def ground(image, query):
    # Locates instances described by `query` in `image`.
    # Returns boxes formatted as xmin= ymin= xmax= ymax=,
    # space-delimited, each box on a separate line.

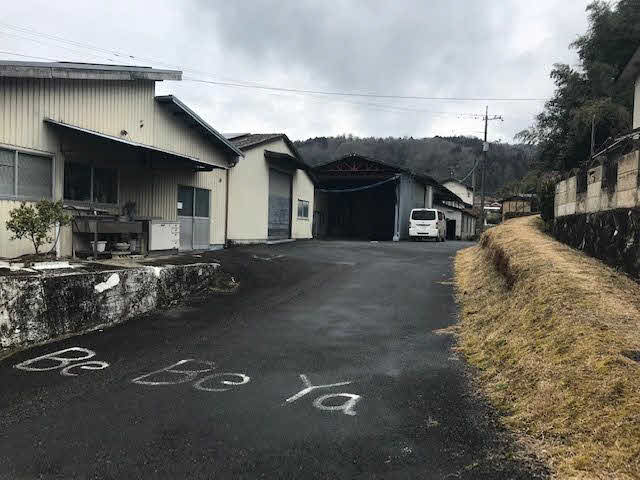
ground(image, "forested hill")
xmin=294 ymin=135 xmax=534 ymax=194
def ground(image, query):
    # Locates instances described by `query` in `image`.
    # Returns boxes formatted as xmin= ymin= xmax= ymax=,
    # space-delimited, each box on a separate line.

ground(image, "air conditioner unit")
xmin=149 ymin=220 xmax=180 ymax=251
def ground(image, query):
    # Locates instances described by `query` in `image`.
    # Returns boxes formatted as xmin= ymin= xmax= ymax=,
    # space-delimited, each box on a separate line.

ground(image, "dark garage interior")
xmin=321 ymin=179 xmax=397 ymax=240
xmin=311 ymin=154 xmax=404 ymax=241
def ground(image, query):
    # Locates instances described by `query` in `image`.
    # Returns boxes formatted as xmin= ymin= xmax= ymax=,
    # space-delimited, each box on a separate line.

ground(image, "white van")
xmin=409 ymin=208 xmax=447 ymax=241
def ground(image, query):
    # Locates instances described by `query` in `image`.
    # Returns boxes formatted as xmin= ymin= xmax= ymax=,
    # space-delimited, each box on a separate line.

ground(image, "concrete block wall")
xmin=554 ymin=150 xmax=640 ymax=218
xmin=617 ymin=150 xmax=640 ymax=208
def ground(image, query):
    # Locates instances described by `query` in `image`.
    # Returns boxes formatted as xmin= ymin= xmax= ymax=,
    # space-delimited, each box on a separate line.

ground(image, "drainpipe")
xmin=224 ymin=166 xmax=230 ymax=247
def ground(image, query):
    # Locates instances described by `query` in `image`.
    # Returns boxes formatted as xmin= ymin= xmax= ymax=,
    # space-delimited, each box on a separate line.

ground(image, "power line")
xmin=0 ymin=50 xmax=58 ymax=62
xmin=0 ymin=30 xmax=117 ymax=63
xmin=183 ymin=77 xmax=546 ymax=103
xmin=0 ymin=20 xmax=548 ymax=103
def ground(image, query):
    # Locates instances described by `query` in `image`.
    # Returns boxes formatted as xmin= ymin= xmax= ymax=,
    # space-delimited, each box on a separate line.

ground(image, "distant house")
xmin=225 ymin=133 xmax=314 ymax=243
xmin=0 ymin=61 xmax=243 ymax=258
xmin=502 ymin=194 xmax=538 ymax=221
xmin=442 ymin=178 xmax=474 ymax=207
xmin=437 ymin=181 xmax=476 ymax=240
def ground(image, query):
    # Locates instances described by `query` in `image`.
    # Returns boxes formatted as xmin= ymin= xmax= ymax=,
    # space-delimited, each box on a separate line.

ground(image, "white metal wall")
xmin=227 ymin=138 xmax=313 ymax=242
xmin=0 ymin=76 xmax=232 ymax=257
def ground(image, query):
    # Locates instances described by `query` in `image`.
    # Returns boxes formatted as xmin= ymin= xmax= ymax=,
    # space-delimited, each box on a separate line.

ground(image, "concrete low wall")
xmin=0 ymin=263 xmax=221 ymax=348
xmin=555 ymin=150 xmax=640 ymax=218
xmin=553 ymin=209 xmax=640 ymax=278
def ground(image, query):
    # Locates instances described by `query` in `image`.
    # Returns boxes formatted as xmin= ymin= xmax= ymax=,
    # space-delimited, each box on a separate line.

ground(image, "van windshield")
xmin=412 ymin=210 xmax=436 ymax=220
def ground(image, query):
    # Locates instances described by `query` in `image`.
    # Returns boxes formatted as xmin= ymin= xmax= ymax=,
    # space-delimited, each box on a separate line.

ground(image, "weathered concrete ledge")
xmin=553 ymin=208 xmax=640 ymax=278
xmin=0 ymin=263 xmax=222 ymax=349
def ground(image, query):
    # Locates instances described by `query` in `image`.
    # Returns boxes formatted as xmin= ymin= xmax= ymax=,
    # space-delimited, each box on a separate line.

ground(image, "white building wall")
xmin=227 ymin=138 xmax=314 ymax=242
xmin=292 ymin=169 xmax=314 ymax=239
xmin=440 ymin=206 xmax=462 ymax=238
xmin=443 ymin=180 xmax=473 ymax=206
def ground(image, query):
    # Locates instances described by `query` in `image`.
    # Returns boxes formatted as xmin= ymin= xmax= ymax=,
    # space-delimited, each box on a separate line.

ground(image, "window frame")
xmin=177 ymin=185 xmax=211 ymax=219
xmin=0 ymin=145 xmax=55 ymax=202
xmin=297 ymin=199 xmax=309 ymax=220
xmin=63 ymin=161 xmax=120 ymax=207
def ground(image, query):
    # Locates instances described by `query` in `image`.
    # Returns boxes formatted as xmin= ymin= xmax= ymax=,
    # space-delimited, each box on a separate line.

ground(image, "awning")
xmin=44 ymin=118 xmax=220 ymax=171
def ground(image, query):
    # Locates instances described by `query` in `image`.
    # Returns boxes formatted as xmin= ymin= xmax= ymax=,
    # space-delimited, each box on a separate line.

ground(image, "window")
xmin=195 ymin=188 xmax=210 ymax=218
xmin=93 ymin=167 xmax=118 ymax=204
xmin=438 ymin=211 xmax=444 ymax=220
xmin=0 ymin=147 xmax=52 ymax=200
xmin=411 ymin=210 xmax=435 ymax=220
xmin=64 ymin=162 xmax=117 ymax=204
xmin=297 ymin=199 xmax=309 ymax=219
xmin=177 ymin=185 xmax=210 ymax=218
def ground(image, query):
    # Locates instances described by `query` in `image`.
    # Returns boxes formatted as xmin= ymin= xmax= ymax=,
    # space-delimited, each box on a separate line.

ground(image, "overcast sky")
xmin=1 ymin=0 xmax=590 ymax=142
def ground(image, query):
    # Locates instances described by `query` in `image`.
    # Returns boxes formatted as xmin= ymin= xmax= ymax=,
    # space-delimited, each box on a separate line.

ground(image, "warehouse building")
xmin=0 ymin=61 xmax=243 ymax=258
xmin=225 ymin=133 xmax=314 ymax=243
xmin=311 ymin=153 xmax=445 ymax=241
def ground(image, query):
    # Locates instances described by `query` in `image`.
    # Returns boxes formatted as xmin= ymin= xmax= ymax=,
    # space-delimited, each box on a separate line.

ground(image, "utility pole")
xmin=590 ymin=113 xmax=596 ymax=158
xmin=479 ymin=106 xmax=503 ymax=234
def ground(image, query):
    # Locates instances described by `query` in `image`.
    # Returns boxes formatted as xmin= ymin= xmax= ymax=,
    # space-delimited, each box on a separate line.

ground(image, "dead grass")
xmin=454 ymin=215 xmax=640 ymax=480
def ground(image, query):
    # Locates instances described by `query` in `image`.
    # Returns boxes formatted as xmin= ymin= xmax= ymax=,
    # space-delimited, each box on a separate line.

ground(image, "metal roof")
xmin=0 ymin=61 xmax=181 ymax=81
xmin=313 ymin=153 xmax=441 ymax=187
xmin=155 ymin=95 xmax=244 ymax=159
xmin=44 ymin=118 xmax=219 ymax=171
xmin=229 ymin=133 xmax=305 ymax=164
xmin=223 ymin=133 xmax=250 ymax=140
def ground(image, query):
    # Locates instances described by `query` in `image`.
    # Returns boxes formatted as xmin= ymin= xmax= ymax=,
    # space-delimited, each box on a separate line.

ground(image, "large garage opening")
xmin=312 ymin=154 xmax=402 ymax=241
xmin=321 ymin=178 xmax=397 ymax=240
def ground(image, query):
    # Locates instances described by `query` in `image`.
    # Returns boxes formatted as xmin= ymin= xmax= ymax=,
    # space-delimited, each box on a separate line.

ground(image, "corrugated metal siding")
xmin=0 ymin=77 xmax=230 ymax=168
xmin=120 ymin=165 xmax=227 ymax=245
xmin=413 ymin=182 xmax=426 ymax=208
xmin=0 ymin=78 xmax=156 ymax=150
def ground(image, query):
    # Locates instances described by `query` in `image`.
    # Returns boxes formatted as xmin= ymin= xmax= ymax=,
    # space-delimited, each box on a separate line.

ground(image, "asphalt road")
xmin=0 ymin=240 xmax=546 ymax=479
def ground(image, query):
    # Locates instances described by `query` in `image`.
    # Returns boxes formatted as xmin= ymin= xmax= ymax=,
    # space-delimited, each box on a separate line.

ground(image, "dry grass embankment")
xmin=454 ymin=215 xmax=640 ymax=479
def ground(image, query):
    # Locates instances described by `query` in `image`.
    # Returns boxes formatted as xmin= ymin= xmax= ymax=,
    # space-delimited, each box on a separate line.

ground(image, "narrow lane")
xmin=0 ymin=241 xmax=545 ymax=479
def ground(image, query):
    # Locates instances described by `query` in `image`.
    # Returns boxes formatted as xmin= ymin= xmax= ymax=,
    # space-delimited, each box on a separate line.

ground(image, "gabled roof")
xmin=313 ymin=153 xmax=440 ymax=187
xmin=228 ymin=133 xmax=305 ymax=164
xmin=0 ymin=61 xmax=181 ymax=81
xmin=155 ymin=95 xmax=243 ymax=160
xmin=442 ymin=177 xmax=472 ymax=189
xmin=618 ymin=45 xmax=640 ymax=84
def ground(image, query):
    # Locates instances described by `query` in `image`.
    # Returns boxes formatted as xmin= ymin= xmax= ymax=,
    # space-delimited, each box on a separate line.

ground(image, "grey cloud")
xmin=2 ymin=0 xmax=590 ymax=140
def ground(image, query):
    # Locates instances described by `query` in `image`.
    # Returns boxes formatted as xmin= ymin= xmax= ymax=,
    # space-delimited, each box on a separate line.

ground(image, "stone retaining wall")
xmin=0 ymin=263 xmax=221 ymax=348
xmin=553 ymin=209 xmax=640 ymax=278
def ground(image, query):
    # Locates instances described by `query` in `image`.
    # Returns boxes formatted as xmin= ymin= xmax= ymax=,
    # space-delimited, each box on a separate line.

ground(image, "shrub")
xmin=6 ymin=200 xmax=72 ymax=255
xmin=537 ymin=174 xmax=560 ymax=228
